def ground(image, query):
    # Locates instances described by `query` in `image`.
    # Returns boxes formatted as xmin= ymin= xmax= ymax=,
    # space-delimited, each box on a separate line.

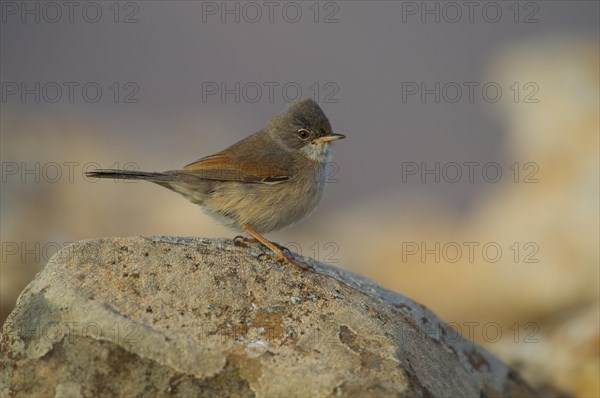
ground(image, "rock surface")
xmin=0 ymin=237 xmax=536 ymax=397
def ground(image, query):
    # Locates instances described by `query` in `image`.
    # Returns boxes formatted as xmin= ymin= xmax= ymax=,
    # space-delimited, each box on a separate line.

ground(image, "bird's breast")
xmin=204 ymin=160 xmax=328 ymax=233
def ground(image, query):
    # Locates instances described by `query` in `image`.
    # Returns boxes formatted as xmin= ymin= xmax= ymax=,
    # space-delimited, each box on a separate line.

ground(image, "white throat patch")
xmin=300 ymin=143 xmax=331 ymax=163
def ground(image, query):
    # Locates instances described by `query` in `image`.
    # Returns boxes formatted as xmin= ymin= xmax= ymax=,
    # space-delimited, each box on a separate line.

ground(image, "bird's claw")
xmin=234 ymin=235 xmax=250 ymax=248
xmin=257 ymin=251 xmax=310 ymax=271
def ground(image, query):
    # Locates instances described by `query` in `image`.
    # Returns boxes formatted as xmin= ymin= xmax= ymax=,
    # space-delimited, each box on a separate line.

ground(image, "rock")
xmin=0 ymin=237 xmax=536 ymax=397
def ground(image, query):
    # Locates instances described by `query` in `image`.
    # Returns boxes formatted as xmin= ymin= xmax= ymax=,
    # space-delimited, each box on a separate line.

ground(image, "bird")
xmin=86 ymin=99 xmax=345 ymax=270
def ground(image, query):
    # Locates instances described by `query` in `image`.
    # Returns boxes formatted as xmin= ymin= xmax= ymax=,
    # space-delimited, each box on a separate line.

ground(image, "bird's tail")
xmin=85 ymin=169 xmax=177 ymax=182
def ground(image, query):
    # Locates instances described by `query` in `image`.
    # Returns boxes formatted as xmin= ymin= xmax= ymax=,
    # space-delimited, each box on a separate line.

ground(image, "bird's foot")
xmin=234 ymin=235 xmax=256 ymax=248
xmin=234 ymin=236 xmax=292 ymax=256
xmin=258 ymin=251 xmax=311 ymax=271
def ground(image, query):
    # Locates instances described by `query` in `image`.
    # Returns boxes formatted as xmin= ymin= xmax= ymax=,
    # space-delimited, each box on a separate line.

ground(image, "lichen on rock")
xmin=0 ymin=236 xmax=536 ymax=397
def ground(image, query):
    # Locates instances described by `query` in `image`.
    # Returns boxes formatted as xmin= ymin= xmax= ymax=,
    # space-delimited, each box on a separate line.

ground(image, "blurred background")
xmin=1 ymin=1 xmax=598 ymax=395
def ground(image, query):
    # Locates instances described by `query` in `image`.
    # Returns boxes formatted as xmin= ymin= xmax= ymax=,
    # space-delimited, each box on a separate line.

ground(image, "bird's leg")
xmin=241 ymin=224 xmax=309 ymax=271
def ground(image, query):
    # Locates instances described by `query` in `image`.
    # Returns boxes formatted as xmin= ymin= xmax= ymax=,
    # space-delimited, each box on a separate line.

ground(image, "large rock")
xmin=0 ymin=237 xmax=535 ymax=397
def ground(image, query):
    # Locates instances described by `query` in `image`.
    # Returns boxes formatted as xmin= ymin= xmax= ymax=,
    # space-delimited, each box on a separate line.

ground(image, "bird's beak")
xmin=313 ymin=133 xmax=346 ymax=144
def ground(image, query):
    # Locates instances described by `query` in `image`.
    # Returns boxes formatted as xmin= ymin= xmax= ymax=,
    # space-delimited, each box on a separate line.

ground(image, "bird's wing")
xmin=182 ymin=153 xmax=290 ymax=184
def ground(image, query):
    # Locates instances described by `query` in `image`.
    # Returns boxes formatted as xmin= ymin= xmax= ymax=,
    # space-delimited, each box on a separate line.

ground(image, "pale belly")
xmin=204 ymin=172 xmax=326 ymax=233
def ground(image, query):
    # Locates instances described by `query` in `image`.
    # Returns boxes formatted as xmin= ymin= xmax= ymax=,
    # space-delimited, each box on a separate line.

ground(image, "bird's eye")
xmin=297 ymin=129 xmax=310 ymax=140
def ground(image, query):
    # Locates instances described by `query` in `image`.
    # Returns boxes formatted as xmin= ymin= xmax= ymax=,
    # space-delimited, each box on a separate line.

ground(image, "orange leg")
xmin=241 ymin=224 xmax=309 ymax=271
